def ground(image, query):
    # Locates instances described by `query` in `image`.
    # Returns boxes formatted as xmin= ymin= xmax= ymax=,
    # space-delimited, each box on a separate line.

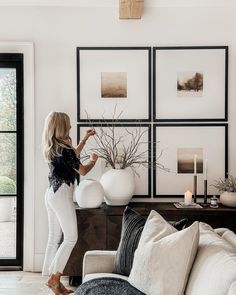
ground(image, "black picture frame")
xmin=77 ymin=123 xmax=152 ymax=198
xmin=153 ymin=123 xmax=228 ymax=198
xmin=153 ymin=46 xmax=228 ymax=122
xmin=77 ymin=47 xmax=151 ymax=122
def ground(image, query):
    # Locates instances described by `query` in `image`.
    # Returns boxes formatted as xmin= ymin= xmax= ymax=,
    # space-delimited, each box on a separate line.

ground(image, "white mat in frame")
xmin=153 ymin=124 xmax=228 ymax=198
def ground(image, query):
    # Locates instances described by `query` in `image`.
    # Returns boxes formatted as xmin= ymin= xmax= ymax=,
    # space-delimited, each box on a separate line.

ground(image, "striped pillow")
xmin=113 ymin=207 xmax=188 ymax=276
xmin=113 ymin=207 xmax=146 ymax=276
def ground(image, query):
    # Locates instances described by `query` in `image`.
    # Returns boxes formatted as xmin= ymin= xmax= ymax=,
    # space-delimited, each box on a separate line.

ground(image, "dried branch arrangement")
xmin=80 ymin=108 xmax=169 ymax=174
xmin=212 ymin=175 xmax=236 ymax=192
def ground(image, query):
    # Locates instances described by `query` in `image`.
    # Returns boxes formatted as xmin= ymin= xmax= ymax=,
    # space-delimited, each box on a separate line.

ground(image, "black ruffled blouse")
xmin=48 ymin=147 xmax=81 ymax=193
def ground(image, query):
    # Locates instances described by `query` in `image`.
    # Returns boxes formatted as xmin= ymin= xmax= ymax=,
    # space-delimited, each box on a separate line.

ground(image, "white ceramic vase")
xmin=75 ymin=179 xmax=104 ymax=208
xmin=220 ymin=191 xmax=236 ymax=207
xmin=100 ymin=169 xmax=135 ymax=206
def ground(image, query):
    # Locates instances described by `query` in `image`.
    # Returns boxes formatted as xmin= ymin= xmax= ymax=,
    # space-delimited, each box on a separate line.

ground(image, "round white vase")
xmin=100 ymin=169 xmax=135 ymax=206
xmin=75 ymin=179 xmax=104 ymax=208
xmin=220 ymin=191 xmax=236 ymax=207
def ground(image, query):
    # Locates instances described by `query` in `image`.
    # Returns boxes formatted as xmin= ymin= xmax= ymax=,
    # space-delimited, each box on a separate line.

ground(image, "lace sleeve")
xmin=63 ymin=147 xmax=81 ymax=170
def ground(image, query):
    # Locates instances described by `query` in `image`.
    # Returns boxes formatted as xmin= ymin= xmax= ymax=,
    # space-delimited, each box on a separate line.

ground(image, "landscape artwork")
xmin=101 ymin=72 xmax=127 ymax=98
xmin=177 ymin=148 xmax=203 ymax=174
xmin=177 ymin=72 xmax=203 ymax=97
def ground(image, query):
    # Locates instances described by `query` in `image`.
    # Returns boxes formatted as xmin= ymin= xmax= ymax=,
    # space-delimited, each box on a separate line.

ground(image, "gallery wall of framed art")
xmin=77 ymin=46 xmax=229 ymax=199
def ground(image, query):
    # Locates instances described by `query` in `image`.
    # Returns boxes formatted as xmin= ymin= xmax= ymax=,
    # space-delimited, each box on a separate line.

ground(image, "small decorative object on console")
xmin=193 ymin=154 xmax=198 ymax=203
xmin=210 ymin=195 xmax=219 ymax=208
xmin=203 ymin=158 xmax=208 ymax=206
xmin=184 ymin=190 xmax=192 ymax=205
xmin=174 ymin=202 xmax=203 ymax=209
xmin=212 ymin=175 xmax=236 ymax=207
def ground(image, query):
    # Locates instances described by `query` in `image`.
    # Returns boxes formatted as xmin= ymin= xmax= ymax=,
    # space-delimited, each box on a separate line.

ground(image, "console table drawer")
xmin=64 ymin=213 xmax=106 ymax=275
xmin=107 ymin=216 xmax=123 ymax=250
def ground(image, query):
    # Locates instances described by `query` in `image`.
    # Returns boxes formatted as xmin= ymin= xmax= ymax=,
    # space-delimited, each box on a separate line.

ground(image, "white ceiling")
xmin=0 ymin=0 xmax=235 ymax=7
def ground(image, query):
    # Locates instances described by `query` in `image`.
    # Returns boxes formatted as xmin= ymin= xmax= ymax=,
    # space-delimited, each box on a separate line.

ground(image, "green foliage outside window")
xmin=0 ymin=70 xmax=17 ymax=187
xmin=0 ymin=176 xmax=16 ymax=195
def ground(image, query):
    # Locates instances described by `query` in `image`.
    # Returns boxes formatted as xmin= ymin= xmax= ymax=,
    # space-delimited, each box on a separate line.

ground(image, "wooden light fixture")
xmin=119 ymin=0 xmax=144 ymax=19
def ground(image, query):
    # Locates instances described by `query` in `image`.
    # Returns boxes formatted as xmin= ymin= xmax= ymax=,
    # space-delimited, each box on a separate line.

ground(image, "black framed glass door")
xmin=0 ymin=53 xmax=24 ymax=268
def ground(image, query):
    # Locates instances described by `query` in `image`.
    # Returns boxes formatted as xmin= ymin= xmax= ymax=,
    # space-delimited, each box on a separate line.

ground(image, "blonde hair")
xmin=42 ymin=111 xmax=72 ymax=161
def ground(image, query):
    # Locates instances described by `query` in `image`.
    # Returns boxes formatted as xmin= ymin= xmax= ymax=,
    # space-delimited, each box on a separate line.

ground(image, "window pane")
xmin=0 ymin=55 xmax=23 ymax=266
xmin=0 ymin=196 xmax=16 ymax=258
xmin=0 ymin=69 xmax=16 ymax=131
xmin=0 ymin=133 xmax=16 ymax=195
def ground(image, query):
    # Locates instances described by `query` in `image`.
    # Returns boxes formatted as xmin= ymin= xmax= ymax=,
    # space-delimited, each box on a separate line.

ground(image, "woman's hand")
xmin=76 ymin=129 xmax=96 ymax=156
xmin=83 ymin=129 xmax=95 ymax=142
xmin=78 ymin=153 xmax=98 ymax=176
xmin=90 ymin=153 xmax=98 ymax=164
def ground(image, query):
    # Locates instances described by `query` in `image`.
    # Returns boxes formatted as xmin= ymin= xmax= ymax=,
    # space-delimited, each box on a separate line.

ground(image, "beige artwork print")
xmin=101 ymin=72 xmax=127 ymax=98
xmin=177 ymin=148 xmax=203 ymax=174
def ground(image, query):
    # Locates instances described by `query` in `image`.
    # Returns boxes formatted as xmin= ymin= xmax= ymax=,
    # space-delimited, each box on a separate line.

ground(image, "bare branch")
xmin=81 ymin=109 xmax=169 ymax=174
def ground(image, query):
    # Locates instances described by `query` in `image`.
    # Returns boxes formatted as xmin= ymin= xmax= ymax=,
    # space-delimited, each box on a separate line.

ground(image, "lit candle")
xmin=204 ymin=159 xmax=208 ymax=180
xmin=194 ymin=154 xmax=197 ymax=175
xmin=184 ymin=190 xmax=192 ymax=205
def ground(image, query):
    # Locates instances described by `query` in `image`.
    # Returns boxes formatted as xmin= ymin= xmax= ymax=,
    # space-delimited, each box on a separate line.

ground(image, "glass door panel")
xmin=0 ymin=54 xmax=23 ymax=268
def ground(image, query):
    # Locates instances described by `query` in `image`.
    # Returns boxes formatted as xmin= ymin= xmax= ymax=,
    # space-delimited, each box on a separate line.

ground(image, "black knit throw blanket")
xmin=75 ymin=277 xmax=145 ymax=295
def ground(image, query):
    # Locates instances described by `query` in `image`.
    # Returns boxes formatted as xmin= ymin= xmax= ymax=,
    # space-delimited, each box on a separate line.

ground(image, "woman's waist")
xmin=48 ymin=173 xmax=76 ymax=183
xmin=48 ymin=178 xmax=75 ymax=192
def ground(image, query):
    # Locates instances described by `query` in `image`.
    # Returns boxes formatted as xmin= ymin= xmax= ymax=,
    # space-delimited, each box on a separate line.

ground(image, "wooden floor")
xmin=0 ymin=271 xmax=77 ymax=294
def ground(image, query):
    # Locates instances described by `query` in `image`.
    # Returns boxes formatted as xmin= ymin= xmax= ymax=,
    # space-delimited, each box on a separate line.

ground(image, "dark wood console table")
xmin=64 ymin=202 xmax=236 ymax=283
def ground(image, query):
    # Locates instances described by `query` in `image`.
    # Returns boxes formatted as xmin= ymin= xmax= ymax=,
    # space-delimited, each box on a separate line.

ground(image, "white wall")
xmin=0 ymin=4 xmax=236 ymax=271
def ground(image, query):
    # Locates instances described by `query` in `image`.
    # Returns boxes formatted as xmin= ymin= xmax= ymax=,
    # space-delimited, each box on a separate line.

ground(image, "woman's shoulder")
xmin=50 ymin=145 xmax=74 ymax=160
xmin=62 ymin=145 xmax=77 ymax=158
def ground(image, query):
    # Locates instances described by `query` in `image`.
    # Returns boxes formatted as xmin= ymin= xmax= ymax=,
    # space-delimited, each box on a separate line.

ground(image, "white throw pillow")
xmin=228 ymin=281 xmax=236 ymax=295
xmin=128 ymin=211 xmax=199 ymax=295
xmin=138 ymin=210 xmax=178 ymax=248
xmin=185 ymin=222 xmax=236 ymax=295
xmin=222 ymin=230 xmax=236 ymax=249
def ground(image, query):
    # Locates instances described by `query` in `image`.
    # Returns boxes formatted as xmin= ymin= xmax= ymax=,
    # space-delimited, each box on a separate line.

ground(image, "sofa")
xmin=75 ymin=208 xmax=236 ymax=295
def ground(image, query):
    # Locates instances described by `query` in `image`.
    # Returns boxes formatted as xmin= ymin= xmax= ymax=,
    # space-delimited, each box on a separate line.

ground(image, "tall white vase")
xmin=75 ymin=179 xmax=104 ymax=208
xmin=100 ymin=169 xmax=135 ymax=206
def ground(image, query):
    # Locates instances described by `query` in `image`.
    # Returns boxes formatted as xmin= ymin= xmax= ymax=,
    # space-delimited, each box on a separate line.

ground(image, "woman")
xmin=42 ymin=111 xmax=98 ymax=294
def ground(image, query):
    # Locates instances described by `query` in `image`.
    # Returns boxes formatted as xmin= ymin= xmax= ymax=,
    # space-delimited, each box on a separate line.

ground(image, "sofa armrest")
xmin=83 ymin=250 xmax=117 ymax=279
xmin=228 ymin=281 xmax=236 ymax=295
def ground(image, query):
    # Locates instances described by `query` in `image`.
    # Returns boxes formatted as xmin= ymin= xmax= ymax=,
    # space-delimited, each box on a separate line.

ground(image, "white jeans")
xmin=42 ymin=183 xmax=78 ymax=276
